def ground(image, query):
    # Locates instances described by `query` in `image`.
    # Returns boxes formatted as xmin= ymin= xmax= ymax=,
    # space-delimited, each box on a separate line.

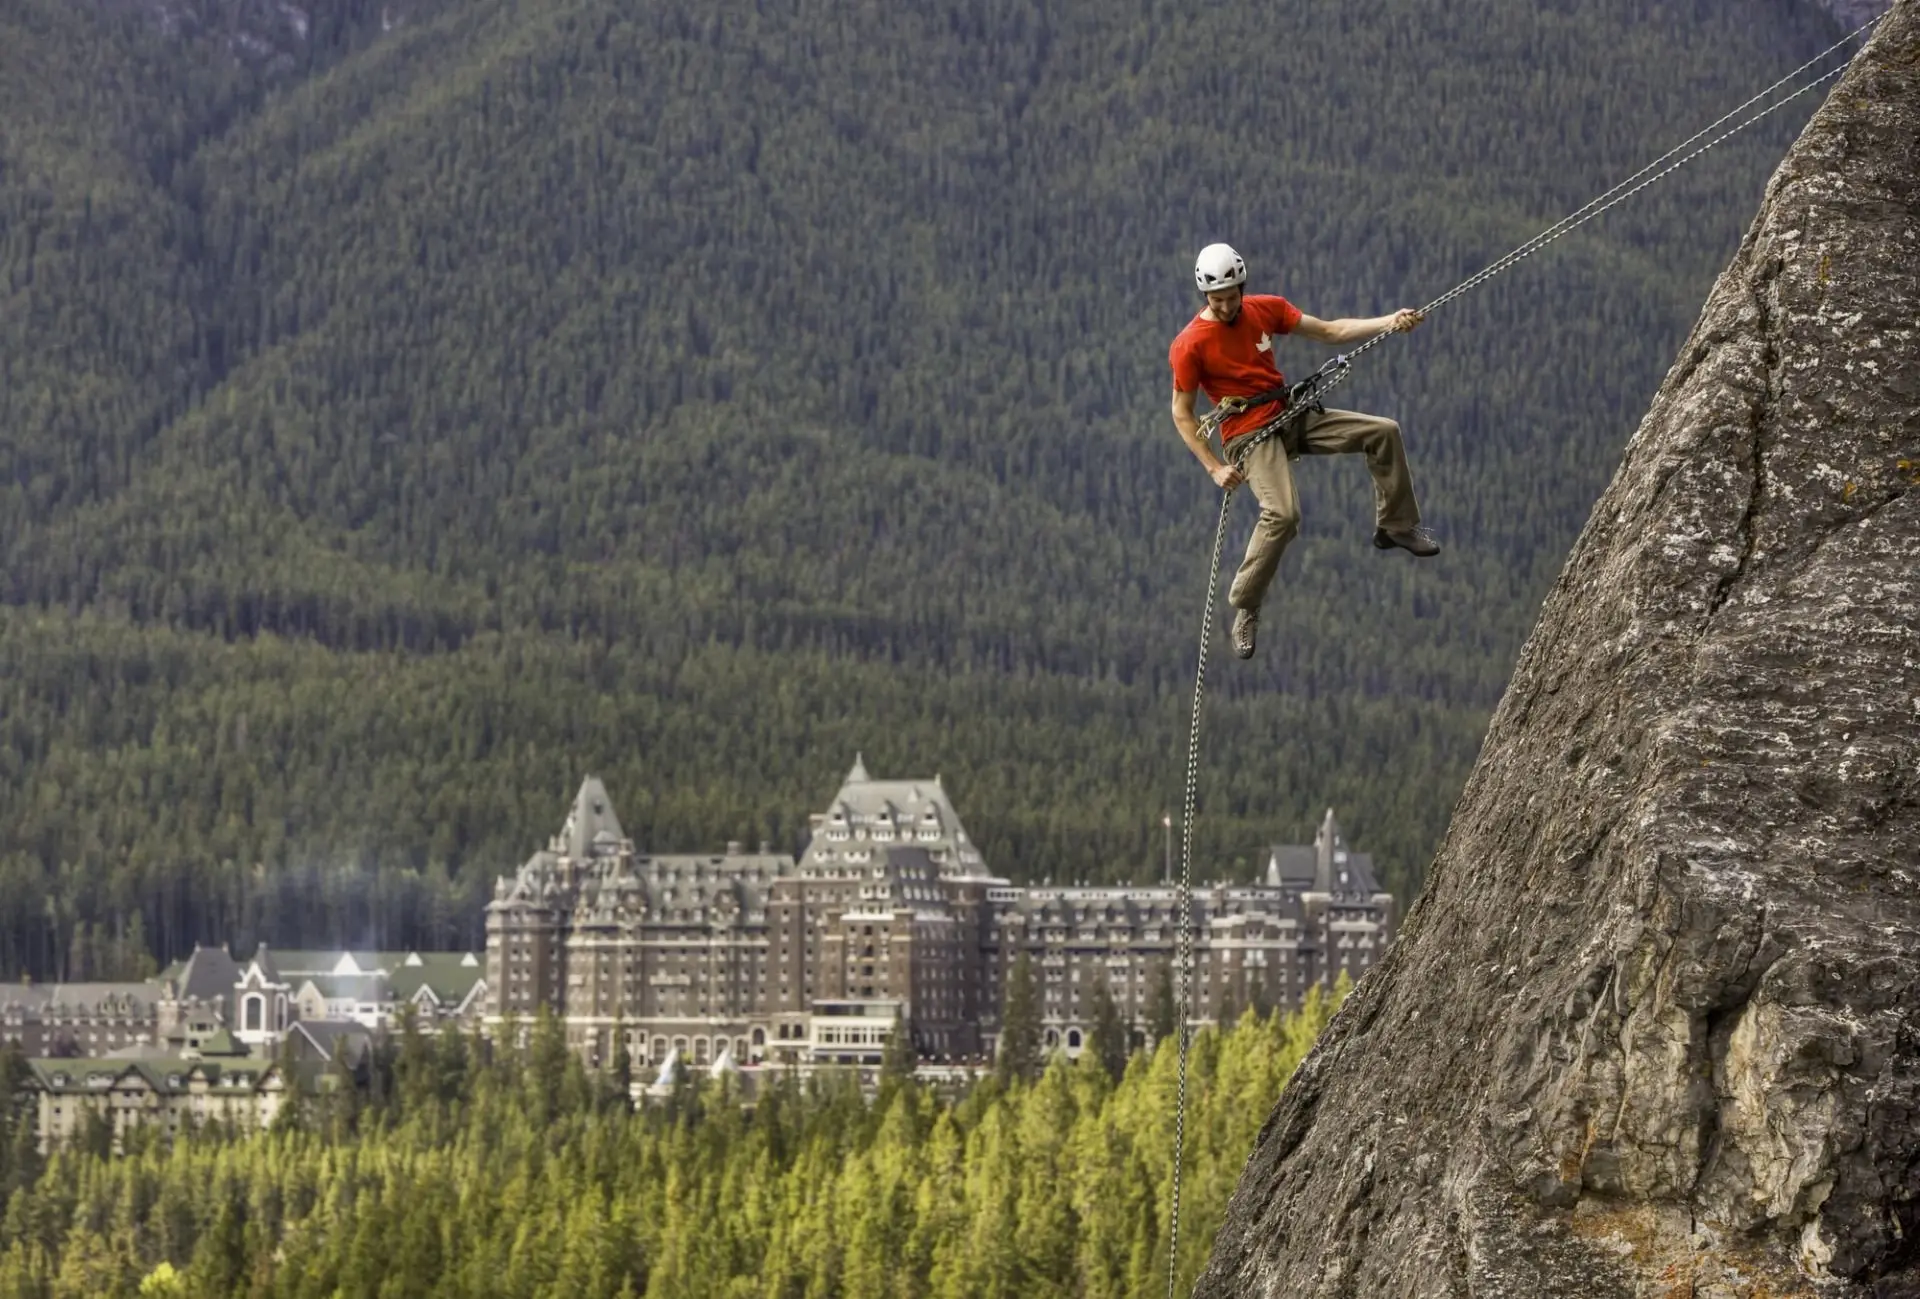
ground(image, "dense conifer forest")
xmin=0 ymin=1001 xmax=1336 ymax=1297
xmin=0 ymin=0 xmax=1847 ymax=974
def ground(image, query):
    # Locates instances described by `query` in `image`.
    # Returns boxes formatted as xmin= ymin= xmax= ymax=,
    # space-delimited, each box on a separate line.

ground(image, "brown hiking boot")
xmin=1372 ymin=525 xmax=1441 ymax=557
xmin=1230 ymin=606 xmax=1259 ymax=659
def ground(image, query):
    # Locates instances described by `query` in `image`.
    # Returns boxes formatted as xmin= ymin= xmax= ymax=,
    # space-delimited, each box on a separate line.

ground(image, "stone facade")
xmin=0 ymin=983 xmax=161 ymax=1057
xmin=24 ymin=1047 xmax=286 ymax=1153
xmin=986 ymin=812 xmax=1396 ymax=1057
xmin=486 ymin=761 xmax=1397 ymax=1068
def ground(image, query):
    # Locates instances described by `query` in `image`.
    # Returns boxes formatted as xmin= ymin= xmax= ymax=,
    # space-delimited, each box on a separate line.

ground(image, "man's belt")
xmin=1213 ymin=386 xmax=1291 ymax=422
xmin=1221 ymin=355 xmax=1353 ymax=464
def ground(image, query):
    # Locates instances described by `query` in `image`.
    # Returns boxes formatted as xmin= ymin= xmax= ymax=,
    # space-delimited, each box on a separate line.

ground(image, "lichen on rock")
xmin=1193 ymin=4 xmax=1920 ymax=1296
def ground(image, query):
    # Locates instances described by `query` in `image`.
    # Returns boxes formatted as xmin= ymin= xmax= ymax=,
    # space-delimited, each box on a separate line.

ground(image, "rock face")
xmin=1193 ymin=6 xmax=1920 ymax=1297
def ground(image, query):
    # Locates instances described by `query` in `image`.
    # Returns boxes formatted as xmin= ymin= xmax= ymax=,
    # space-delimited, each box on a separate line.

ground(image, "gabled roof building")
xmin=23 ymin=1042 xmax=285 ymax=1153
xmin=487 ymin=762 xmax=1397 ymax=1071
xmin=0 ymin=945 xmax=491 ymax=1066
xmin=0 ymin=983 xmax=161 ymax=1058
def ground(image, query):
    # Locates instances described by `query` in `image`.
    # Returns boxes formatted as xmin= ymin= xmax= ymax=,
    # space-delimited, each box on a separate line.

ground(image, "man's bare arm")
xmin=1293 ymin=308 xmax=1424 ymax=346
xmin=1172 ymin=387 xmax=1243 ymax=489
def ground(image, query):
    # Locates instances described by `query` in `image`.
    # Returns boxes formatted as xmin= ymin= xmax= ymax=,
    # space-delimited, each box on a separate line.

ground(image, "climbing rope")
xmin=1162 ymin=437 xmax=1238 ymax=1299
xmin=1160 ymin=16 xmax=1882 ymax=1297
xmin=1161 ymin=398 xmax=1313 ymax=1299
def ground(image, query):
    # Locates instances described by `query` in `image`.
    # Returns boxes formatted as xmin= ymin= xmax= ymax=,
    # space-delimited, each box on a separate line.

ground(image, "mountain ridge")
xmin=0 ymin=0 xmax=1851 ymax=972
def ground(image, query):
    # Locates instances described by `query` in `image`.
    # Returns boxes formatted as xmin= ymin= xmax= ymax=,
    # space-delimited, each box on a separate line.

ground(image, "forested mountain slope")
xmin=0 ymin=0 xmax=1845 ymax=974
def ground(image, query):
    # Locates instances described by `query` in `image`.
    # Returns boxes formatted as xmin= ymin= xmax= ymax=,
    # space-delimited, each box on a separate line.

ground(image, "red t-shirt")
xmin=1169 ymin=294 xmax=1304 ymax=442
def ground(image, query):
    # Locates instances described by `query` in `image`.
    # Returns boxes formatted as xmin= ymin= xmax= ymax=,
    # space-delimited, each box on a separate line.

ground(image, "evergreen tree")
xmin=997 ymin=953 xmax=1043 ymax=1086
xmin=109 ymin=912 xmax=158 ymax=980
xmin=364 ymin=1029 xmax=396 ymax=1115
xmin=138 ymin=1262 xmax=188 ymax=1298
xmin=559 ymin=1044 xmax=595 ymax=1117
xmin=0 ymin=1041 xmax=29 ymax=1111
xmin=880 ymin=1009 xmax=916 ymax=1089
xmin=270 ymin=1031 xmax=305 ymax=1135
xmin=393 ymin=1004 xmax=434 ymax=1116
xmin=1147 ymin=960 xmax=1178 ymax=1048
xmin=0 ymin=1043 xmax=41 ymax=1212
xmin=1083 ymin=979 xmax=1129 ymax=1083
xmin=609 ymin=1012 xmax=634 ymax=1111
xmin=1247 ymin=967 xmax=1271 ymax=1018
xmin=187 ymin=1191 xmax=247 ymax=1298
xmin=434 ymin=1024 xmax=474 ymax=1106
xmin=66 ymin=921 xmax=90 ymax=983
xmin=50 ymin=1227 xmax=128 ymax=1298
xmin=75 ymin=1107 xmax=114 ymax=1160
xmin=527 ymin=1005 xmax=571 ymax=1127
xmin=320 ymin=1044 xmax=360 ymax=1140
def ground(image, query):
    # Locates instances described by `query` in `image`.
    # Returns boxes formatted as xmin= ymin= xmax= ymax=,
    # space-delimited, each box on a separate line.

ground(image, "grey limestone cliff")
xmin=1193 ymin=4 xmax=1920 ymax=1296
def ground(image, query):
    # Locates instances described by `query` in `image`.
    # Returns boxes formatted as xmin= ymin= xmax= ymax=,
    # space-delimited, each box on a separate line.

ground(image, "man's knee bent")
xmin=1257 ymin=507 xmax=1301 ymax=541
xmin=1358 ymin=417 xmax=1404 ymax=460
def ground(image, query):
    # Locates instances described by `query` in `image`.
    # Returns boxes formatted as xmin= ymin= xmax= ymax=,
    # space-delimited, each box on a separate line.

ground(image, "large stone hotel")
xmin=486 ymin=759 xmax=1397 ymax=1071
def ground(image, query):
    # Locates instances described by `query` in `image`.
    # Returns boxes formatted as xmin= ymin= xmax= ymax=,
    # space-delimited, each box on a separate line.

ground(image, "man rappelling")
xmin=1169 ymin=242 xmax=1439 ymax=659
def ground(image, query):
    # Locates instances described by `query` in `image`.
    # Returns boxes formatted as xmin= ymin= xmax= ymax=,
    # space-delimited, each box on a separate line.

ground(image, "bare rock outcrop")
xmin=1193 ymin=5 xmax=1920 ymax=1296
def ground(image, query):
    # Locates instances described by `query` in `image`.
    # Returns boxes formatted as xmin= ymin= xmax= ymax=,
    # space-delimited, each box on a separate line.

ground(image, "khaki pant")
xmin=1225 ymin=407 xmax=1421 ymax=611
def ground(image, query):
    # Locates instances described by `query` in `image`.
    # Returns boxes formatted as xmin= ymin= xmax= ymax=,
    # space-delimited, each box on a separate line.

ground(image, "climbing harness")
xmin=1161 ymin=15 xmax=1884 ymax=1297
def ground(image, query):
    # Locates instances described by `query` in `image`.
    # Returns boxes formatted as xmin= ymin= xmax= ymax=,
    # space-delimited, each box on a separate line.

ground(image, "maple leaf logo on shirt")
xmin=1256 ymin=333 xmax=1273 ymax=354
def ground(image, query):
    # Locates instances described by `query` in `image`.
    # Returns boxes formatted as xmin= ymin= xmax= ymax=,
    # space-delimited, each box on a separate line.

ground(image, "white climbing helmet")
xmin=1193 ymin=242 xmax=1247 ymax=294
